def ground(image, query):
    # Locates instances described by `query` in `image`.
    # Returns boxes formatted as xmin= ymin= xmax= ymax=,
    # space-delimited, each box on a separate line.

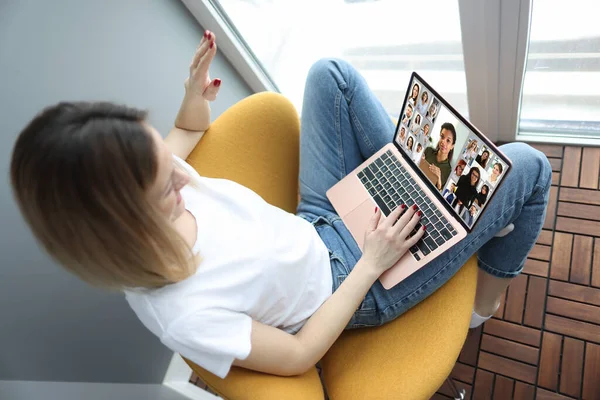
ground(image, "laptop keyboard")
xmin=357 ymin=150 xmax=457 ymax=260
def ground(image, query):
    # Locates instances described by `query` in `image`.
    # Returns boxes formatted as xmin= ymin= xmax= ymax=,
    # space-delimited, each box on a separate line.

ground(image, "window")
xmin=519 ymin=0 xmax=600 ymax=139
xmin=214 ymin=0 xmax=467 ymax=119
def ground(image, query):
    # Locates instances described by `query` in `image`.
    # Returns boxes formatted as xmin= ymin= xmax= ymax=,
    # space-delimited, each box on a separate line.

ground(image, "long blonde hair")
xmin=10 ymin=102 xmax=197 ymax=290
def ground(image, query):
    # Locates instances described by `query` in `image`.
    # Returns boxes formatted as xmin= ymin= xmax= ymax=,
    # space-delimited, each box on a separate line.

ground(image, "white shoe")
xmin=469 ymin=302 xmax=501 ymax=328
xmin=495 ymin=223 xmax=514 ymax=237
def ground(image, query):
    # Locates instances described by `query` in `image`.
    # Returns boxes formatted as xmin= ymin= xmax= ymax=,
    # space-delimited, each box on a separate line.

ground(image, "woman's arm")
xmin=233 ymin=206 xmax=424 ymax=376
xmin=165 ymin=31 xmax=221 ymax=160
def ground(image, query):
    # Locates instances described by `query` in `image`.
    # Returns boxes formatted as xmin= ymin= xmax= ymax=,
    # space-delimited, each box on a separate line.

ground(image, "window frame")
xmin=181 ymin=0 xmax=600 ymax=146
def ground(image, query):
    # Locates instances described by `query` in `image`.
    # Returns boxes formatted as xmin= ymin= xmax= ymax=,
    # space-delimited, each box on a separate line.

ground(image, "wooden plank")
xmin=549 ymin=157 xmax=562 ymax=172
xmin=538 ymin=332 xmax=562 ymax=390
xmin=548 ymin=280 xmax=600 ymax=307
xmin=529 ymin=244 xmax=552 ymax=262
xmin=557 ymin=201 xmax=600 ymax=221
xmin=451 ymin=362 xmax=475 ymax=384
xmin=547 ymin=296 xmax=600 ymax=325
xmin=505 ymin=274 xmax=528 ymax=323
xmin=523 ymin=258 xmax=549 ymax=277
xmin=537 ymin=229 xmax=554 ymax=246
xmin=483 ymin=319 xmax=541 ymax=347
xmin=579 ymin=147 xmax=600 ymax=189
xmin=551 ymin=232 xmax=573 ymax=281
xmin=436 ymin=379 xmax=472 ymax=399
xmin=552 ymin=171 xmax=560 ymax=186
xmin=492 ymin=375 xmax=514 ymax=400
xmin=513 ymin=382 xmax=535 ymax=400
xmin=556 ymin=216 xmax=600 ymax=237
xmin=561 ymin=146 xmax=582 ymax=187
xmin=559 ymin=187 xmax=600 ymax=206
xmin=559 ymin=337 xmax=584 ymax=398
xmin=472 ymin=369 xmax=494 ymax=400
xmin=545 ymin=314 xmax=600 ymax=343
xmin=583 ymin=343 xmax=600 ymax=400
xmin=570 ymin=235 xmax=592 ymax=285
xmin=593 ymin=238 xmax=600 ymax=288
xmin=478 ymin=352 xmax=537 ymax=384
xmin=524 ymin=276 xmax=547 ymax=328
xmin=536 ymin=388 xmax=573 ymax=400
xmin=458 ymin=325 xmax=483 ymax=367
xmin=480 ymin=334 xmax=539 ymax=365
xmin=530 ymin=143 xmax=563 ymax=158
xmin=544 ymin=186 xmax=559 ymax=230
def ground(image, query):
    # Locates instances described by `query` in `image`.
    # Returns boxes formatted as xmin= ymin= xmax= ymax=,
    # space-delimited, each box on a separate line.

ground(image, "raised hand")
xmin=185 ymin=30 xmax=221 ymax=101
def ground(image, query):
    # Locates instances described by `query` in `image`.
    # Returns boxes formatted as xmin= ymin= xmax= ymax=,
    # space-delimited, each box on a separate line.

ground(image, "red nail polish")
xmin=204 ymin=31 xmax=208 ymax=38
xmin=374 ymin=207 xmax=378 ymax=213
xmin=422 ymin=225 xmax=427 ymax=230
xmin=214 ymin=78 xmax=221 ymax=87
xmin=412 ymin=205 xmax=417 ymax=210
xmin=418 ymin=211 xmax=422 ymax=217
xmin=401 ymin=204 xmax=406 ymax=209
xmin=210 ymin=41 xmax=214 ymax=49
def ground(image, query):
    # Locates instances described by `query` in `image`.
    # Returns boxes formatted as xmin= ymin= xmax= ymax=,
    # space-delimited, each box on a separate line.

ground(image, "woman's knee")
xmin=502 ymin=142 xmax=552 ymax=188
xmin=306 ymin=58 xmax=355 ymax=89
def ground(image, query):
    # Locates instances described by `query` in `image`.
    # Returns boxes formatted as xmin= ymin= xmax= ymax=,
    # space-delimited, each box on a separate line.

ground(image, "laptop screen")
xmin=393 ymin=74 xmax=510 ymax=230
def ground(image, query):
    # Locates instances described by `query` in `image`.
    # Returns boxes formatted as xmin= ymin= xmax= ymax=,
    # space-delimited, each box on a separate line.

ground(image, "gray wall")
xmin=0 ymin=0 xmax=252 ymax=384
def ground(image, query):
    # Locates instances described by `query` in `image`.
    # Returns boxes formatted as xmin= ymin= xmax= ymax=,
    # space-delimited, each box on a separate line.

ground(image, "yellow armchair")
xmin=185 ymin=92 xmax=478 ymax=400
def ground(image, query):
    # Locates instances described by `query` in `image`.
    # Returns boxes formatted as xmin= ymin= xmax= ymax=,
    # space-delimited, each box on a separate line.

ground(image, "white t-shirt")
xmin=124 ymin=157 xmax=332 ymax=379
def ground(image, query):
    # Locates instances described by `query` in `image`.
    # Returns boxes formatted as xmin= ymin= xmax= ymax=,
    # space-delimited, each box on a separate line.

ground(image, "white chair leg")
xmin=445 ymin=377 xmax=466 ymax=400
xmin=495 ymin=223 xmax=514 ymax=238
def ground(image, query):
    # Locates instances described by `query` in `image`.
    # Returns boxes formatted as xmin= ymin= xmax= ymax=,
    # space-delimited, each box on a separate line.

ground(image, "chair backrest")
xmin=185 ymin=92 xmax=301 ymax=213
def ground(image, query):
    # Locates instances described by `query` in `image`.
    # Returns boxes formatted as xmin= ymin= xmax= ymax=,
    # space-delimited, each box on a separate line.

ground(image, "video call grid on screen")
xmin=394 ymin=76 xmax=508 ymax=229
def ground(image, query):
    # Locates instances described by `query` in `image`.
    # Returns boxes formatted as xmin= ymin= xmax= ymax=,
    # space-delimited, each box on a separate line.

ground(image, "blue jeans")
xmin=296 ymin=59 xmax=552 ymax=329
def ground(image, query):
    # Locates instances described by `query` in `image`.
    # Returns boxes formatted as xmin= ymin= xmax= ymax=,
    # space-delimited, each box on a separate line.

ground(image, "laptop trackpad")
xmin=343 ymin=198 xmax=377 ymax=251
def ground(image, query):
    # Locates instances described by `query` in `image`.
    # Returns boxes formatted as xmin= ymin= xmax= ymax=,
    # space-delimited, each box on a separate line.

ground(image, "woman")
xmin=426 ymin=101 xmax=438 ymax=120
xmin=405 ymin=135 xmax=414 ymax=152
xmin=409 ymin=83 xmax=420 ymax=105
xmin=476 ymin=150 xmax=490 ymax=169
xmin=489 ymin=162 xmax=503 ymax=185
xmin=10 ymin=38 xmax=552 ymax=379
xmin=416 ymin=91 xmax=429 ymax=115
xmin=453 ymin=166 xmax=481 ymax=215
xmin=475 ymin=184 xmax=489 ymax=207
xmin=422 ymin=123 xmax=456 ymax=190
xmin=462 ymin=139 xmax=478 ymax=161
xmin=410 ymin=113 xmax=422 ymax=133
xmin=449 ymin=159 xmax=467 ymax=183
xmin=417 ymin=123 xmax=430 ymax=144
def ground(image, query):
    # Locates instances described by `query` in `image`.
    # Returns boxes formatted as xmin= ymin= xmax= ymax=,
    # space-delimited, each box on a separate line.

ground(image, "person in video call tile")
xmin=409 ymin=83 xmax=420 ymax=105
xmin=426 ymin=101 xmax=439 ymax=121
xmin=412 ymin=143 xmax=423 ymax=164
xmin=462 ymin=205 xmax=478 ymax=227
xmin=416 ymin=91 xmax=429 ymax=115
xmin=476 ymin=150 xmax=490 ymax=169
xmin=462 ymin=139 xmax=478 ymax=161
xmin=417 ymin=123 xmax=430 ymax=144
xmin=489 ymin=162 xmax=503 ymax=186
xmin=401 ymin=104 xmax=413 ymax=126
xmin=410 ymin=114 xmax=422 ymax=133
xmin=474 ymin=184 xmax=489 ymax=207
xmin=422 ymin=122 xmax=455 ymax=190
xmin=405 ymin=136 xmax=414 ymax=152
xmin=449 ymin=159 xmax=467 ymax=184
xmin=453 ymin=166 xmax=480 ymax=215
xmin=398 ymin=126 xmax=407 ymax=146
xmin=442 ymin=182 xmax=456 ymax=205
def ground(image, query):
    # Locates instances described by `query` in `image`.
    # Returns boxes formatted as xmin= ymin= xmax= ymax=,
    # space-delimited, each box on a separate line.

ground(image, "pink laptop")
xmin=326 ymin=72 xmax=512 ymax=289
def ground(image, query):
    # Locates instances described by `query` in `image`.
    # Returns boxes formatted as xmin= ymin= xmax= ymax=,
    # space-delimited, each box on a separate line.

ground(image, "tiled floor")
xmin=191 ymin=143 xmax=600 ymax=400
xmin=434 ymin=144 xmax=600 ymax=400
